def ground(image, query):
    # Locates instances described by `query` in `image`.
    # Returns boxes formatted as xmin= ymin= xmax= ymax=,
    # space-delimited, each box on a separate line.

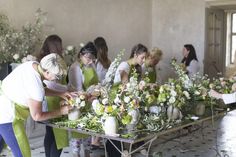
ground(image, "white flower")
xmin=67 ymin=45 xmax=74 ymax=51
xmin=169 ymin=96 xmax=176 ymax=104
xmin=21 ymin=57 xmax=27 ymax=63
xmin=183 ymin=91 xmax=190 ymax=99
xmin=112 ymin=105 xmax=117 ymax=110
xmin=102 ymin=98 xmax=109 ymax=105
xmin=13 ymin=54 xmax=20 ymax=60
xmin=124 ymin=96 xmax=131 ymax=103
xmin=92 ymin=99 xmax=100 ymax=111
xmin=170 ymin=90 xmax=177 ymax=97
xmin=139 ymin=80 xmax=146 ymax=90
xmin=79 ymin=95 xmax=86 ymax=100
xmin=194 ymin=91 xmax=200 ymax=95
xmin=159 ymin=86 xmax=164 ymax=93
xmin=26 ymin=54 xmax=36 ymax=61
xmin=80 ymin=43 xmax=85 ymax=47
xmin=75 ymin=97 xmax=81 ymax=104
xmin=80 ymin=101 xmax=86 ymax=107
xmin=114 ymin=96 xmax=121 ymax=104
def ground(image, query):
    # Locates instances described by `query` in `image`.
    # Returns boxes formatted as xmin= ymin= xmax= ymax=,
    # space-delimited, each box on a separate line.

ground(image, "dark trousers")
xmin=44 ymin=126 xmax=62 ymax=157
xmin=106 ymin=140 xmax=121 ymax=157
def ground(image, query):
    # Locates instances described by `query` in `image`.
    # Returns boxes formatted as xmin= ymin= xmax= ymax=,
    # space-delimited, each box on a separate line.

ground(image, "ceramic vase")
xmin=167 ymin=105 xmax=182 ymax=120
xmin=68 ymin=108 xmax=81 ymax=121
xmin=103 ymin=116 xmax=118 ymax=136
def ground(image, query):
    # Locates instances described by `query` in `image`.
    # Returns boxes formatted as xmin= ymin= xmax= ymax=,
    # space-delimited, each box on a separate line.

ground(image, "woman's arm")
xmin=44 ymin=88 xmax=73 ymax=101
xmin=120 ymin=70 xmax=129 ymax=83
xmin=27 ymin=98 xmax=72 ymax=121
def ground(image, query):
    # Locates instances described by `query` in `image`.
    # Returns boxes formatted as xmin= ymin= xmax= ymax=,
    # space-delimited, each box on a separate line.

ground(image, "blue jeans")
xmin=0 ymin=135 xmax=4 ymax=153
xmin=0 ymin=123 xmax=23 ymax=157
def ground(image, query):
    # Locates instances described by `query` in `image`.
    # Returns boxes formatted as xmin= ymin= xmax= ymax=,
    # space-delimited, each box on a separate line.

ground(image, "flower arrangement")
xmin=102 ymin=49 xmax=125 ymax=88
xmin=170 ymin=58 xmax=192 ymax=89
xmin=0 ymin=8 xmax=46 ymax=64
xmin=67 ymin=94 xmax=87 ymax=111
xmin=157 ymin=80 xmax=191 ymax=109
xmin=63 ymin=45 xmax=77 ymax=66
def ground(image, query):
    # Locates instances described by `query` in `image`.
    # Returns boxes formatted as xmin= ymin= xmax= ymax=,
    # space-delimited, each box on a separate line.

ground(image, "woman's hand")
xmin=59 ymin=91 xmax=78 ymax=101
xmin=208 ymin=89 xmax=222 ymax=99
xmin=60 ymin=105 xmax=73 ymax=115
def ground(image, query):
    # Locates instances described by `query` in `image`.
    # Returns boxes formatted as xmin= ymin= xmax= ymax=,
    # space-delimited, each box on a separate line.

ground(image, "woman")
xmin=0 ymin=53 xmax=73 ymax=157
xmin=68 ymin=41 xmax=98 ymax=91
xmin=67 ymin=41 xmax=99 ymax=156
xmin=110 ymin=43 xmax=148 ymax=157
xmin=114 ymin=43 xmax=148 ymax=84
xmin=91 ymin=37 xmax=111 ymax=149
xmin=36 ymin=34 xmax=69 ymax=157
xmin=94 ymin=37 xmax=111 ymax=83
xmin=142 ymin=47 xmax=163 ymax=83
xmin=181 ymin=44 xmax=200 ymax=78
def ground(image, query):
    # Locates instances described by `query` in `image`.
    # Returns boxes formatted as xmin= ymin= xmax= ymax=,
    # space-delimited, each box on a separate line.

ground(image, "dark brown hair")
xmin=37 ymin=34 xmax=63 ymax=61
xmin=94 ymin=37 xmax=111 ymax=69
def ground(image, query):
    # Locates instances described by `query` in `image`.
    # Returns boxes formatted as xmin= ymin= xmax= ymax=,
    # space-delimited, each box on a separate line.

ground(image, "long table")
xmin=40 ymin=109 xmax=228 ymax=157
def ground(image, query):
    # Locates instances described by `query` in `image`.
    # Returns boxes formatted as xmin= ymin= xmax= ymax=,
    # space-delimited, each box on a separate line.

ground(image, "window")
xmin=231 ymin=13 xmax=236 ymax=63
xmin=226 ymin=12 xmax=236 ymax=66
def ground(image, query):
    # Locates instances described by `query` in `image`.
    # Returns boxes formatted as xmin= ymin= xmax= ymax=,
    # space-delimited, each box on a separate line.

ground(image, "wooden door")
xmin=204 ymin=8 xmax=225 ymax=79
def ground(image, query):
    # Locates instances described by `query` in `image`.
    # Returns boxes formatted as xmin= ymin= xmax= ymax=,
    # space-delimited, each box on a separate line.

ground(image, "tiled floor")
xmin=1 ymin=110 xmax=236 ymax=157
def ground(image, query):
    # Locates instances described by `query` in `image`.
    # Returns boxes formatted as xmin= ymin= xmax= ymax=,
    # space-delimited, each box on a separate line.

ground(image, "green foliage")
xmin=0 ymin=9 xmax=46 ymax=63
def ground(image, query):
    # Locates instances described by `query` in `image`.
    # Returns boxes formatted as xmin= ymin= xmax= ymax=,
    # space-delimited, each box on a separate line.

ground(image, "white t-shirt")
xmin=114 ymin=61 xmax=130 ymax=84
xmin=0 ymin=61 xmax=45 ymax=124
xmin=187 ymin=60 xmax=200 ymax=78
xmin=96 ymin=61 xmax=108 ymax=83
xmin=68 ymin=61 xmax=84 ymax=91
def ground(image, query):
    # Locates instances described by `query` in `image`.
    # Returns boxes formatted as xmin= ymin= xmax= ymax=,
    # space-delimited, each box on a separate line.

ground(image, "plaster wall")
xmin=0 ymin=0 xmax=152 ymax=60
xmin=152 ymin=0 xmax=206 ymax=82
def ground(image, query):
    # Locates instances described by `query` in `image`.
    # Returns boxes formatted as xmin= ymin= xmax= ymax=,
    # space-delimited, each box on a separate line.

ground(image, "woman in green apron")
xmin=36 ymin=34 xmax=70 ymax=157
xmin=110 ymin=43 xmax=148 ymax=157
xmin=67 ymin=41 xmax=98 ymax=157
xmin=0 ymin=53 xmax=73 ymax=157
xmin=142 ymin=47 xmax=163 ymax=83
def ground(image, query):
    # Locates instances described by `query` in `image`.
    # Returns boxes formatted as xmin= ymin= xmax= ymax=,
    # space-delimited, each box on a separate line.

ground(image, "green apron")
xmin=46 ymin=75 xmax=69 ymax=149
xmin=145 ymin=66 xmax=156 ymax=83
xmin=12 ymin=104 xmax=31 ymax=157
xmin=71 ymin=63 xmax=99 ymax=138
xmin=81 ymin=64 xmax=99 ymax=90
xmin=0 ymin=82 xmax=31 ymax=157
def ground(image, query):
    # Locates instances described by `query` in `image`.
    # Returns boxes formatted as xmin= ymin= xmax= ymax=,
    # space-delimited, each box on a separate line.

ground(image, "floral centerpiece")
xmin=66 ymin=93 xmax=88 ymax=120
xmin=63 ymin=45 xmax=77 ymax=66
xmin=102 ymin=49 xmax=124 ymax=88
xmin=0 ymin=8 xmax=46 ymax=64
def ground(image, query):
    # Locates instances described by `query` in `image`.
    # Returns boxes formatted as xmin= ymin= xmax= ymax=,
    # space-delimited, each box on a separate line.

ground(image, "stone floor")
xmin=1 ymin=110 xmax=236 ymax=157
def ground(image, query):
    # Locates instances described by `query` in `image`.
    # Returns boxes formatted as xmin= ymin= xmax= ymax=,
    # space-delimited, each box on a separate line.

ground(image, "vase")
xmin=103 ymin=116 xmax=118 ymax=136
xmin=68 ymin=108 xmax=81 ymax=120
xmin=195 ymin=102 xmax=205 ymax=116
xmin=149 ymin=106 xmax=163 ymax=114
xmin=167 ymin=105 xmax=182 ymax=120
xmin=126 ymin=109 xmax=140 ymax=131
